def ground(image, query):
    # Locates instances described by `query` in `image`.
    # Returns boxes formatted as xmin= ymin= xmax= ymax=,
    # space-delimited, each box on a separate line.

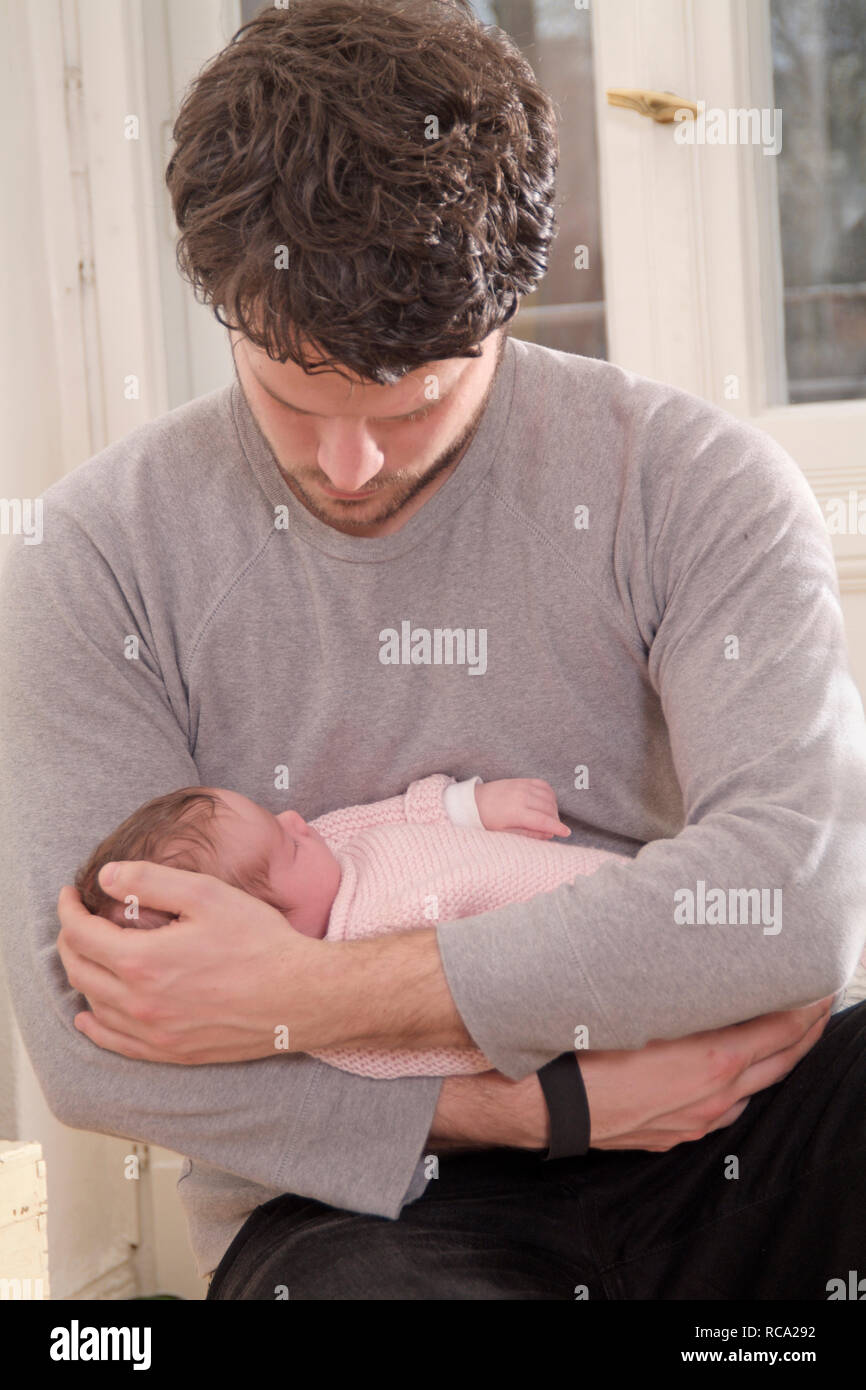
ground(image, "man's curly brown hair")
xmin=165 ymin=0 xmax=559 ymax=384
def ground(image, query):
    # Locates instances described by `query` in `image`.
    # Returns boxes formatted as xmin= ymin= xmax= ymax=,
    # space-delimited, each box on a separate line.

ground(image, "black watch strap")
xmin=537 ymin=1051 xmax=591 ymax=1160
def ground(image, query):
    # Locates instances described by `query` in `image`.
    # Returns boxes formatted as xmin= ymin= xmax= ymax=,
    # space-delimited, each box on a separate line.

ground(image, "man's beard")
xmin=273 ymin=331 xmax=508 ymax=530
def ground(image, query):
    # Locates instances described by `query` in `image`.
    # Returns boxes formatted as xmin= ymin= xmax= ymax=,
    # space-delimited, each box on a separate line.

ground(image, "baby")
xmin=75 ymin=772 xmax=628 ymax=1077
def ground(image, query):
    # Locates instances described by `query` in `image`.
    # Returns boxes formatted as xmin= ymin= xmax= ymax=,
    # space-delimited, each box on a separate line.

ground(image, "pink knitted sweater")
xmin=306 ymin=773 xmax=628 ymax=1079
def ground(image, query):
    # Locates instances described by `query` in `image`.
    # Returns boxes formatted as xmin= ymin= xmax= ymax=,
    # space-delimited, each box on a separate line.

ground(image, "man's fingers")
xmin=726 ymin=995 xmax=833 ymax=1065
xmin=703 ymin=1096 xmax=751 ymax=1133
xmin=74 ymin=1010 xmax=162 ymax=1062
xmin=61 ymin=951 xmax=132 ymax=1013
xmin=58 ymin=864 xmax=221 ymax=976
xmin=732 ymin=1007 xmax=830 ymax=1100
xmin=57 ymin=886 xmax=134 ymax=978
xmin=602 ymin=1097 xmax=753 ymax=1151
xmin=91 ymin=860 xmax=217 ymax=918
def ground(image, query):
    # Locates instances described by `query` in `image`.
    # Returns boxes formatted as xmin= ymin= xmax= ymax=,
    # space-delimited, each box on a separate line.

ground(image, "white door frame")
xmin=592 ymin=0 xmax=866 ymax=603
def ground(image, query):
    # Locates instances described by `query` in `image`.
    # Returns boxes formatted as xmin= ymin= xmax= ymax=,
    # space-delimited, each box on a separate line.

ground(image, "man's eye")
xmin=396 ymin=409 xmax=432 ymax=424
xmin=280 ymin=404 xmax=433 ymax=424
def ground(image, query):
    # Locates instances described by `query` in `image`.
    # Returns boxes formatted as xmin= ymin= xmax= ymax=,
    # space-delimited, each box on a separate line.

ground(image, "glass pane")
xmin=470 ymin=1 xmax=607 ymax=359
xmin=770 ymin=0 xmax=866 ymax=403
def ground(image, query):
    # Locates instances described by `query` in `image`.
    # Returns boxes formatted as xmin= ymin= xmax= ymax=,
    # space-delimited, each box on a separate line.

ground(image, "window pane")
xmin=471 ymin=1 xmax=606 ymax=359
xmin=771 ymin=0 xmax=866 ymax=403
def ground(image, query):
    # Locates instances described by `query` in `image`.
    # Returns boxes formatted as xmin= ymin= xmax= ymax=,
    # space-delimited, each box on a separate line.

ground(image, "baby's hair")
xmin=74 ymin=786 xmax=281 ymax=928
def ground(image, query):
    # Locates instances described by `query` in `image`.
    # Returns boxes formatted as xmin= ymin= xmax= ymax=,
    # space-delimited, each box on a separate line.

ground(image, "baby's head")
xmin=74 ymin=786 xmax=340 ymax=936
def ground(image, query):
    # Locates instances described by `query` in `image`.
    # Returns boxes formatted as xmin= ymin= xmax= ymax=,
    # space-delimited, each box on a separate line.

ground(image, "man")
xmin=1 ymin=0 xmax=864 ymax=1300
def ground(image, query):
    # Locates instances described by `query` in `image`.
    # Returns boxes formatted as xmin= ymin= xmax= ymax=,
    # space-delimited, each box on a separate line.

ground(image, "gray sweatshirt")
xmin=1 ymin=336 xmax=865 ymax=1279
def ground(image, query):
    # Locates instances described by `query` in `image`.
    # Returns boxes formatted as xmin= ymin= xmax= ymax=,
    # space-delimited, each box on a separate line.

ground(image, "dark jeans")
xmin=207 ymin=1000 xmax=866 ymax=1300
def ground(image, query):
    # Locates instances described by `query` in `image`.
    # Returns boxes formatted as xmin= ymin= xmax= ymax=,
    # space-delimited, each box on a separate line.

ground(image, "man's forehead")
xmin=231 ymin=329 xmax=464 ymax=416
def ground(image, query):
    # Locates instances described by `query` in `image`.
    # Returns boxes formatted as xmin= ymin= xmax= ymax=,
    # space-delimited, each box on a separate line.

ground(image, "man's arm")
xmin=43 ymin=420 xmax=864 ymax=1091
xmin=89 ymin=416 xmax=861 ymax=1076
xmin=0 ymin=503 xmax=439 ymax=1220
xmin=428 ymin=420 xmax=866 ymax=1073
xmin=428 ymin=997 xmax=832 ymax=1155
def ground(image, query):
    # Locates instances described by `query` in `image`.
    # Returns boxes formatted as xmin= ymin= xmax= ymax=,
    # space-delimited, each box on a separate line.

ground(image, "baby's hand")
xmin=474 ymin=779 xmax=571 ymax=840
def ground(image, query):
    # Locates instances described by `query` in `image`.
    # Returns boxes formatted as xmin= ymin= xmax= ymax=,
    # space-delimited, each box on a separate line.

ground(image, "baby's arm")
xmin=309 ymin=772 xmax=480 ymax=845
xmin=309 ymin=772 xmax=571 ymax=846
xmin=473 ymin=779 xmax=571 ymax=840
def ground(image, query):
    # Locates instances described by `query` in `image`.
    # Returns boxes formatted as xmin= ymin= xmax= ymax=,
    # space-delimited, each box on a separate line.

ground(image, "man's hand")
xmin=579 ymin=996 xmax=833 ymax=1149
xmin=58 ymin=861 xmax=472 ymax=1063
xmin=475 ymin=778 xmax=571 ymax=839
xmin=57 ymin=863 xmax=323 ymax=1064
xmin=429 ymin=997 xmax=833 ymax=1153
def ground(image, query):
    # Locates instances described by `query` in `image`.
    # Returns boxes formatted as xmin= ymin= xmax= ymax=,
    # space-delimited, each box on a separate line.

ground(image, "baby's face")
xmin=205 ymin=788 xmax=341 ymax=937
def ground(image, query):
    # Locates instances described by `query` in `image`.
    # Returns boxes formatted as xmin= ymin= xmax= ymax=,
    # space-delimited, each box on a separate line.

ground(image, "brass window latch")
xmin=606 ymin=88 xmax=699 ymax=123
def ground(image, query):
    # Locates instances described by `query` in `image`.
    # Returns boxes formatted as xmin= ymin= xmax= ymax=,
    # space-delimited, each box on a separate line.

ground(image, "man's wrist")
xmin=429 ymin=1072 xmax=550 ymax=1152
xmin=306 ymin=931 xmax=472 ymax=1051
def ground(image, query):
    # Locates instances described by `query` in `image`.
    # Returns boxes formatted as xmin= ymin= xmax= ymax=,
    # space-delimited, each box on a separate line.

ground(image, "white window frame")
xmin=592 ymin=0 xmax=866 ymax=598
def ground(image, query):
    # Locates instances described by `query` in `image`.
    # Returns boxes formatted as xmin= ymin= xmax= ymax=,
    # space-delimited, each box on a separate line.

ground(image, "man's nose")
xmin=317 ymin=421 xmax=384 ymax=493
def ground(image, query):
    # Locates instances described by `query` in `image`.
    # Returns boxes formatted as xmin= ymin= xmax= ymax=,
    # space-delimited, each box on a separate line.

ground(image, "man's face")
xmin=229 ymin=325 xmax=507 ymax=537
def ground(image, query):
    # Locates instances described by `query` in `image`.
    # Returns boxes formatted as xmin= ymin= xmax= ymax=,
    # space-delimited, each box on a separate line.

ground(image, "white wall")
xmin=0 ymin=0 xmax=238 ymax=1301
xmin=0 ymin=0 xmax=140 ymax=1300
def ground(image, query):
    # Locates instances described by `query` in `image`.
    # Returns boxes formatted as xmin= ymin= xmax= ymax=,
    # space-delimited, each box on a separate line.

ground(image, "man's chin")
xmin=316 ymin=489 xmax=394 ymax=521
xmin=308 ymin=478 xmax=417 ymax=524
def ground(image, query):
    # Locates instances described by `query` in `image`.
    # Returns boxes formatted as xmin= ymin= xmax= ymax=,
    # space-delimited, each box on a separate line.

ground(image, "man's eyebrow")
xmin=251 ymin=371 xmax=452 ymax=420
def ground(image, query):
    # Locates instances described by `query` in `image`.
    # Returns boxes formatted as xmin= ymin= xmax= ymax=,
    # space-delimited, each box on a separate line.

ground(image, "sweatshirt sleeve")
xmin=310 ymin=772 xmax=477 ymax=845
xmin=0 ymin=506 xmax=440 ymax=1217
xmin=435 ymin=416 xmax=866 ymax=1072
